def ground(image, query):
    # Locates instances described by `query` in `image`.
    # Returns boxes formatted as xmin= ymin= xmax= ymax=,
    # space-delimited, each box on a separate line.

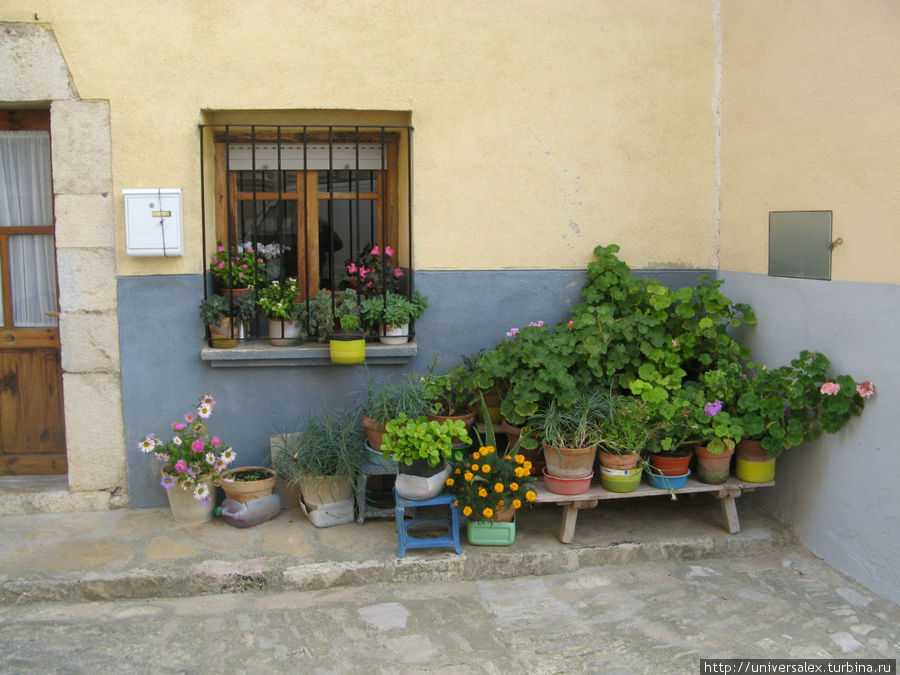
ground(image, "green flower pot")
xmin=466 ymin=519 xmax=516 ymax=546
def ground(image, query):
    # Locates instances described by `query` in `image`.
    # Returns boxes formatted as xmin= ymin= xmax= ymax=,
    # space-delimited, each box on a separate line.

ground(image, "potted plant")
xmin=138 ymin=393 xmax=236 ymax=524
xmin=343 ymin=242 xmax=406 ymax=300
xmin=361 ymin=373 xmax=431 ymax=452
xmin=446 ymin=443 xmax=537 ymax=546
xmin=422 ymin=362 xmax=478 ymax=428
xmin=278 ymin=405 xmax=366 ymax=526
xmin=199 ymin=292 xmax=255 ymax=348
xmin=257 ymin=277 xmax=304 ymax=346
xmin=734 ymin=351 xmax=875 ymax=482
xmin=220 ymin=466 xmax=277 ymax=503
xmin=209 ymin=242 xmax=266 ymax=295
xmin=381 ymin=413 xmax=472 ymax=500
xmin=359 ymin=290 xmax=427 ymax=344
xmin=531 ymin=390 xmax=605 ymax=494
xmin=329 ymin=289 xmax=365 ymax=364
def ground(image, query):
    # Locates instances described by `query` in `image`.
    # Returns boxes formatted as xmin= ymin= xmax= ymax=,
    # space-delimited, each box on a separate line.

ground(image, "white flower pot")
xmin=378 ymin=323 xmax=409 ymax=345
xmin=268 ymin=318 xmax=303 ymax=346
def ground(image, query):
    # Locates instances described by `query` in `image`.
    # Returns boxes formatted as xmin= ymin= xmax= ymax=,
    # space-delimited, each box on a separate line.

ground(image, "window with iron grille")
xmin=199 ymin=123 xmax=414 ymax=346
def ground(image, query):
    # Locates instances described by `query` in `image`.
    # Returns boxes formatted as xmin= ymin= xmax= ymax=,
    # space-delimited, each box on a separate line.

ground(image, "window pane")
xmin=318 ymin=198 xmax=379 ymax=290
xmin=9 ymin=234 xmax=57 ymax=327
xmin=236 ymin=170 xmax=296 ymax=193
xmin=238 ymin=200 xmax=297 ymax=281
xmin=318 ymin=170 xmax=376 ymax=193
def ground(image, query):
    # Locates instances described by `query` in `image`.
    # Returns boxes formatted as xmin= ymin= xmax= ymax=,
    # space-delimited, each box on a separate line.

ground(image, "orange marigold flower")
xmin=525 ymin=490 xmax=536 ymax=502
xmin=523 ymin=461 xmax=533 ymax=471
xmin=445 ymin=478 xmax=454 ymax=487
xmin=482 ymin=445 xmax=495 ymax=454
xmin=454 ymin=467 xmax=461 ymax=474
xmin=510 ymin=482 xmax=519 ymax=491
xmin=497 ymin=499 xmax=505 ymax=507
xmin=512 ymin=499 xmax=522 ymax=509
xmin=504 ymin=454 xmax=512 ymax=461
xmin=472 ymin=451 xmax=481 ymax=460
xmin=482 ymin=507 xmax=494 ymax=519
xmin=464 ymin=472 xmax=474 ymax=482
xmin=514 ymin=454 xmax=525 ymax=464
xmin=462 ymin=505 xmax=473 ymax=517
xmin=481 ymin=464 xmax=490 ymax=473
xmin=478 ymin=487 xmax=488 ymax=498
xmin=494 ymin=482 xmax=504 ymax=493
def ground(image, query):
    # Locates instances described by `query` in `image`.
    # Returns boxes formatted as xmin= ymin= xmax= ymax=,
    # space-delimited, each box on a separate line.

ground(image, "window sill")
xmin=200 ymin=339 xmax=417 ymax=368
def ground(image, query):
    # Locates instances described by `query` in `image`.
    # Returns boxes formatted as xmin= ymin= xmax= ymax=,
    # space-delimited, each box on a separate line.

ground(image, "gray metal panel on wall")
xmin=721 ymin=271 xmax=899 ymax=605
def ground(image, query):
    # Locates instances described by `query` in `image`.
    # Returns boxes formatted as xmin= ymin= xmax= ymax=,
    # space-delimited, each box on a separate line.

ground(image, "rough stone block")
xmin=0 ymin=23 xmax=74 ymax=101
xmin=63 ymin=373 xmax=126 ymax=492
xmin=59 ymin=312 xmax=121 ymax=373
xmin=50 ymin=99 xmax=111 ymax=195
xmin=56 ymin=248 xmax=118 ymax=312
xmin=54 ymin=193 xmax=114 ymax=249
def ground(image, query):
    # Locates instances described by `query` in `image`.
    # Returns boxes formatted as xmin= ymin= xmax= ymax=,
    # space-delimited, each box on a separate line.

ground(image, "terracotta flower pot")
xmin=650 ymin=448 xmax=693 ymax=476
xmin=543 ymin=443 xmax=597 ymax=479
xmin=693 ymin=445 xmax=734 ymax=484
xmin=597 ymin=449 xmax=639 ymax=470
xmin=221 ymin=466 xmax=277 ymax=503
xmin=361 ymin=415 xmax=386 ymax=451
xmin=426 ymin=410 xmax=476 ymax=446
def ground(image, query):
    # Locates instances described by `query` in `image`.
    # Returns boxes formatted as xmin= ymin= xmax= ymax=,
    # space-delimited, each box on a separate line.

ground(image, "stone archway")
xmin=0 ymin=22 xmax=126 ymax=511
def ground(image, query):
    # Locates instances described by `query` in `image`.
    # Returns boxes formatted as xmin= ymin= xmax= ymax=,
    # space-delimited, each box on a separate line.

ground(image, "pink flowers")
xmin=384 ymin=245 xmax=394 ymax=257
xmin=174 ymin=460 xmax=188 ymax=474
xmin=393 ymin=268 xmax=404 ymax=278
xmin=820 ymin=382 xmax=841 ymax=396
xmin=370 ymin=245 xmax=380 ymax=256
xmin=506 ymin=327 xmax=520 ymax=339
xmin=347 ymin=262 xmax=357 ymax=274
xmin=191 ymin=439 xmax=205 ymax=453
xmin=703 ymin=400 xmax=723 ymax=417
xmin=671 ymin=339 xmax=679 ymax=348
xmin=856 ymin=381 xmax=875 ymax=399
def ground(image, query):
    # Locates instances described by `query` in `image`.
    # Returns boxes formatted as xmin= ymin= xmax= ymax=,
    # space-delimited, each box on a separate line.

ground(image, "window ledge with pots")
xmin=200 ymin=339 xmax=417 ymax=368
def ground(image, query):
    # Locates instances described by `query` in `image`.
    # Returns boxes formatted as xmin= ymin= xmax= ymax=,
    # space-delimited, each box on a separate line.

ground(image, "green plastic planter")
xmin=466 ymin=519 xmax=516 ymax=546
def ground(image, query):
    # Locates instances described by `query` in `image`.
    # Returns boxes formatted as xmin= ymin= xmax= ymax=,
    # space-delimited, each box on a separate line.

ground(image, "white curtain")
xmin=0 ymin=131 xmax=58 ymax=328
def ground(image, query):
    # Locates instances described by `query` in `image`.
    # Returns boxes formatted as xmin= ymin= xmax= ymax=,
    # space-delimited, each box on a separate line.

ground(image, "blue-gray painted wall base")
xmin=119 ymin=268 xmax=713 ymax=508
xmin=720 ymin=271 xmax=899 ymax=605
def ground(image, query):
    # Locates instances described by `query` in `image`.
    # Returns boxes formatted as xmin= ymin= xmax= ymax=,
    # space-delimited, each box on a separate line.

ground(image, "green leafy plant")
xmin=198 ymin=292 xmax=256 ymax=326
xmin=381 ymin=413 xmax=472 ymax=467
xmin=359 ymin=291 xmax=427 ymax=331
xmin=597 ymin=392 xmax=656 ymax=456
xmin=301 ymin=288 xmax=361 ymax=341
xmin=422 ymin=362 xmax=477 ymax=417
xmin=257 ymin=277 xmax=303 ymax=320
xmin=736 ymin=351 xmax=875 ymax=457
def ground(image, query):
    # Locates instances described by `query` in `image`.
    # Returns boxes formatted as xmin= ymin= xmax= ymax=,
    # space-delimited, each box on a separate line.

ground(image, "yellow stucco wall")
xmin=1 ymin=0 xmax=720 ymax=273
xmin=719 ymin=0 xmax=900 ymax=284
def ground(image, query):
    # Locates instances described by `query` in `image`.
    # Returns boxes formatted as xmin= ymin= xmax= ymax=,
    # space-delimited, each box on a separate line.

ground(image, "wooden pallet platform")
xmin=533 ymin=476 xmax=775 ymax=544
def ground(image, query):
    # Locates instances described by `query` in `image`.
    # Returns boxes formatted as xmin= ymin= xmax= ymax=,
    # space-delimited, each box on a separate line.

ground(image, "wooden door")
xmin=0 ymin=110 xmax=67 ymax=475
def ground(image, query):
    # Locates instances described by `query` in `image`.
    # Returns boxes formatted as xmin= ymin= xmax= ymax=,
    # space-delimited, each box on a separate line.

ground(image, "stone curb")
xmin=0 ymin=526 xmax=799 ymax=605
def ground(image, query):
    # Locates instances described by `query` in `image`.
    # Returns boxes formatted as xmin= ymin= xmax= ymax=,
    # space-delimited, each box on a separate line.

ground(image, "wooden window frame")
xmin=213 ymin=131 xmax=401 ymax=297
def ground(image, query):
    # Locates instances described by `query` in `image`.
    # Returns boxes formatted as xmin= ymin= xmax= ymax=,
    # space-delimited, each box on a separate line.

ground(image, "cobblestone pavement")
xmin=0 ymin=547 xmax=897 ymax=674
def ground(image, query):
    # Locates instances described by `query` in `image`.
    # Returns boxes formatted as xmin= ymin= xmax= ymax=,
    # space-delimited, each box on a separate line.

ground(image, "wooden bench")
xmin=533 ymin=476 xmax=775 ymax=544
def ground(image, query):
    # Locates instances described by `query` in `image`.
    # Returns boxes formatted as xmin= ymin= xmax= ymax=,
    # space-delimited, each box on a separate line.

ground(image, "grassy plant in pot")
xmin=257 ymin=277 xmax=304 ymax=346
xmin=280 ymin=405 xmax=365 ymax=526
xmin=381 ymin=413 xmax=472 ymax=501
xmin=361 ymin=373 xmax=430 ymax=453
xmin=531 ymin=390 xmax=606 ymax=495
xmin=644 ymin=392 xmax=696 ymax=477
xmin=360 ymin=291 xmax=427 ymax=344
xmin=594 ymin=393 xmax=654 ymax=492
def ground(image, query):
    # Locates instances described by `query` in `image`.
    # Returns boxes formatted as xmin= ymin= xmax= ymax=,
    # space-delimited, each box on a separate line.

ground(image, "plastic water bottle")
xmin=216 ymin=494 xmax=282 ymax=528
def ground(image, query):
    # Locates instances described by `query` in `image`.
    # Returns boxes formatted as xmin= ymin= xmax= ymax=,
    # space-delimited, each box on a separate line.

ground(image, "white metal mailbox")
xmin=123 ymin=188 xmax=183 ymax=257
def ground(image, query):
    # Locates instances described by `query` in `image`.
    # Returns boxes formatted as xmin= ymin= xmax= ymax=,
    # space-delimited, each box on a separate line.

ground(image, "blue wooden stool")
xmin=394 ymin=489 xmax=462 ymax=557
